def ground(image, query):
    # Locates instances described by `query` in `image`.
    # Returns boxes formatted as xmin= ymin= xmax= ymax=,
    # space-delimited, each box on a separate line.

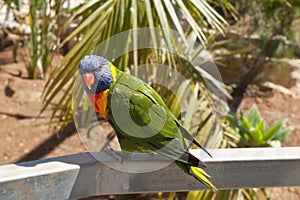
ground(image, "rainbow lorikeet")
xmin=78 ymin=55 xmax=216 ymax=191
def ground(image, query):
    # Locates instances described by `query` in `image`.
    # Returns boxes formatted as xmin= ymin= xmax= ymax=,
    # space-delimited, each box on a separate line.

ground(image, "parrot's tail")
xmin=176 ymin=162 xmax=217 ymax=192
xmin=190 ymin=166 xmax=217 ymax=192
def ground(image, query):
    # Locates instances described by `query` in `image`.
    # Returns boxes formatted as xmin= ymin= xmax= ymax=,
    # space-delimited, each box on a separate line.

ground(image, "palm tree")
xmin=42 ymin=0 xmax=234 ymax=142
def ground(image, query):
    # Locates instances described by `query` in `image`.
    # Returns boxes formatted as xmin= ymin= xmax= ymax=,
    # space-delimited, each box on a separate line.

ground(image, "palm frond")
xmin=42 ymin=0 xmax=235 ymax=130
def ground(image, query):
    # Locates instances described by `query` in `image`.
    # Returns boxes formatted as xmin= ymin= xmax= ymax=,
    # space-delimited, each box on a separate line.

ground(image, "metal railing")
xmin=0 ymin=147 xmax=299 ymax=199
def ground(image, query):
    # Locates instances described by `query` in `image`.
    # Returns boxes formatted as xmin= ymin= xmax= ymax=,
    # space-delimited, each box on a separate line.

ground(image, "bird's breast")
xmin=88 ymin=89 xmax=109 ymax=118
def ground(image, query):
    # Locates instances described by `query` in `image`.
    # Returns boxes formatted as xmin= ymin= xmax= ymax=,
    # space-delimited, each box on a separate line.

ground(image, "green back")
xmin=107 ymin=70 xmax=189 ymax=162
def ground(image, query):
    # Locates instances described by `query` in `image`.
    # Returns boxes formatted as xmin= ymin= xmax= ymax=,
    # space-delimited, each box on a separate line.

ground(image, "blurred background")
xmin=0 ymin=0 xmax=299 ymax=199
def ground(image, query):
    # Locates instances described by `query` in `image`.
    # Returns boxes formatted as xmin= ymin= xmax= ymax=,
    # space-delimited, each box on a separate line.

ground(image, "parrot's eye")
xmin=96 ymin=65 xmax=102 ymax=70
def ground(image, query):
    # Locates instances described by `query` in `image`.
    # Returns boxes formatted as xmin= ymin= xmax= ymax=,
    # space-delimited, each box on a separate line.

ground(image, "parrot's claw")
xmin=102 ymin=146 xmax=124 ymax=163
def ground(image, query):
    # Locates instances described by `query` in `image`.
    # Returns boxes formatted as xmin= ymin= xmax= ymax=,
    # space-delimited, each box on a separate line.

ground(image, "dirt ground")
xmin=239 ymin=89 xmax=300 ymax=199
xmin=0 ymin=47 xmax=87 ymax=164
xmin=0 ymin=46 xmax=299 ymax=199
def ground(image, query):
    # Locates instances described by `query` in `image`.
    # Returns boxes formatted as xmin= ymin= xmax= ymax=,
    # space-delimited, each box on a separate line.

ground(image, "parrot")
xmin=78 ymin=55 xmax=217 ymax=191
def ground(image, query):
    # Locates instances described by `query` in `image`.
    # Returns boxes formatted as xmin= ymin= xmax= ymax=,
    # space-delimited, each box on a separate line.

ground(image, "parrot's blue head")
xmin=78 ymin=55 xmax=114 ymax=94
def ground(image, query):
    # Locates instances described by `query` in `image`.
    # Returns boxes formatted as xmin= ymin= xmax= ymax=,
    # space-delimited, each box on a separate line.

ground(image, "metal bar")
xmin=0 ymin=147 xmax=299 ymax=199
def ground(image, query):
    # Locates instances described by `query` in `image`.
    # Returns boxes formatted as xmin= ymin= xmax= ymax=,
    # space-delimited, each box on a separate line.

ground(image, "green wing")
xmin=107 ymin=72 xmax=191 ymax=162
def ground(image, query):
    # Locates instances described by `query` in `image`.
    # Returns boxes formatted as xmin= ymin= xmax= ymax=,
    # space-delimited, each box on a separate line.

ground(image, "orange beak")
xmin=83 ymin=73 xmax=94 ymax=90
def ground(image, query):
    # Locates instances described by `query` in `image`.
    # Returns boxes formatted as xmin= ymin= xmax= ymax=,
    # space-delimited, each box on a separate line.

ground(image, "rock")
xmin=262 ymin=81 xmax=293 ymax=97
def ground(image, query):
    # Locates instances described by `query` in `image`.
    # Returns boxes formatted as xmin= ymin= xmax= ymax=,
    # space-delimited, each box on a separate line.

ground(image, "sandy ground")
xmin=0 ymin=46 xmax=299 ymax=199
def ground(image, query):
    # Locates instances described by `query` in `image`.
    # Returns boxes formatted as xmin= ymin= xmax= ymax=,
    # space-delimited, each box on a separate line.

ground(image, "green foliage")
xmin=2 ymin=0 xmax=22 ymax=10
xmin=216 ymin=0 xmax=300 ymax=83
xmin=24 ymin=0 xmax=58 ymax=79
xmin=226 ymin=104 xmax=294 ymax=148
xmin=260 ymin=0 xmax=300 ymax=40
xmin=41 ymin=0 xmax=234 ymax=129
xmin=187 ymin=188 xmax=269 ymax=200
xmin=1 ymin=0 xmax=60 ymax=79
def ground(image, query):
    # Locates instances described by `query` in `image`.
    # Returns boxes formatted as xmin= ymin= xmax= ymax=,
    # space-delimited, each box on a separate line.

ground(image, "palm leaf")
xmin=42 ymin=0 xmax=234 ymax=130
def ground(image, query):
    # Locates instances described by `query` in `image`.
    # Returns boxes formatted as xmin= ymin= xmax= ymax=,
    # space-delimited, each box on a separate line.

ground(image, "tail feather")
xmin=176 ymin=161 xmax=217 ymax=192
xmin=190 ymin=166 xmax=217 ymax=192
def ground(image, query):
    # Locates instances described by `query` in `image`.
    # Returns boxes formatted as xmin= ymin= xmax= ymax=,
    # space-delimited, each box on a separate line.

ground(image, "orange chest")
xmin=88 ymin=90 xmax=109 ymax=118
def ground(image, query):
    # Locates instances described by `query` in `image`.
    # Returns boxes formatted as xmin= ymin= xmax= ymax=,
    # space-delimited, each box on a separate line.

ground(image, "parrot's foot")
xmin=102 ymin=146 xmax=123 ymax=163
